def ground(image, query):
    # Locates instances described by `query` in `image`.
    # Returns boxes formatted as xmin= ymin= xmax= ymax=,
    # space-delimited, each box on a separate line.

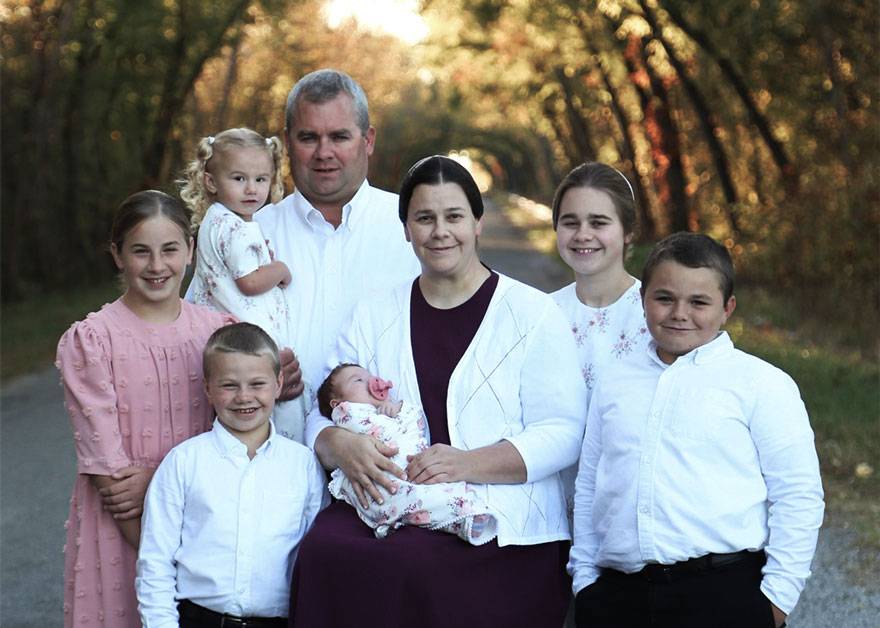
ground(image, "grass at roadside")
xmin=1 ymin=281 xmax=119 ymax=382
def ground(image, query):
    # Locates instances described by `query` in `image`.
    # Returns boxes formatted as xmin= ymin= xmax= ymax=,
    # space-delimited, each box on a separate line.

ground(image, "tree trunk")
xmin=660 ymin=1 xmax=799 ymax=192
xmin=641 ymin=0 xmax=741 ymax=234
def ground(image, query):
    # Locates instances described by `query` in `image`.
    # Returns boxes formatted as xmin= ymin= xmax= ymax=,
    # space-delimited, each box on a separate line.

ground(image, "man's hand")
xmin=98 ymin=467 xmax=155 ymax=520
xmin=405 ymin=444 xmax=473 ymax=485
xmin=316 ymin=427 xmax=404 ymax=508
xmin=277 ymin=348 xmax=304 ymax=401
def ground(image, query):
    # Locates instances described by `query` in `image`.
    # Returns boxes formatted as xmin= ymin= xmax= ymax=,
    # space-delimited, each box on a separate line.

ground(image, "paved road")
xmin=2 ymin=197 xmax=877 ymax=627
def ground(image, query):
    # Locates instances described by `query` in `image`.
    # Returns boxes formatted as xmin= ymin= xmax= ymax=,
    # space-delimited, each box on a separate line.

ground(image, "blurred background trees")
xmin=2 ymin=0 xmax=877 ymax=340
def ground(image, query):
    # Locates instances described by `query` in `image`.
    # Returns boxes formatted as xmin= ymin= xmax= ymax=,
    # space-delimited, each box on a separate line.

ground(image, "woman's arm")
xmin=88 ymin=475 xmax=142 ymax=548
xmin=235 ymin=260 xmax=291 ymax=295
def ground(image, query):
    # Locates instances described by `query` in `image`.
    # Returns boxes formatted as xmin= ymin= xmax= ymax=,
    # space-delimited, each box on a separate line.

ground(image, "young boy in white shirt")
xmin=568 ymin=233 xmax=824 ymax=628
xmin=136 ymin=322 xmax=327 ymax=628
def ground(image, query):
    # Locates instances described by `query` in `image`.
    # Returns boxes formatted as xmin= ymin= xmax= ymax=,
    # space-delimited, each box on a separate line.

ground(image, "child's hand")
xmin=99 ymin=466 xmax=156 ymax=520
xmin=376 ymin=400 xmax=403 ymax=417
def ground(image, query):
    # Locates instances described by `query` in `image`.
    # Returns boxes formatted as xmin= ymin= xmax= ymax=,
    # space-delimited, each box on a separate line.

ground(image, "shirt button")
xmin=639 ymin=506 xmax=649 ymax=514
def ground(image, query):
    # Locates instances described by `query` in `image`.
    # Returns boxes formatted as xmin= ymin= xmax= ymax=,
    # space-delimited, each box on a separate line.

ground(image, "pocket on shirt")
xmin=670 ymin=389 xmax=744 ymax=442
xmin=260 ymin=490 xmax=306 ymax=539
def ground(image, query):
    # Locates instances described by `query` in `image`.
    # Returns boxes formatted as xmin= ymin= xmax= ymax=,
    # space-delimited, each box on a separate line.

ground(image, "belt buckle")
xmin=220 ymin=616 xmax=247 ymax=628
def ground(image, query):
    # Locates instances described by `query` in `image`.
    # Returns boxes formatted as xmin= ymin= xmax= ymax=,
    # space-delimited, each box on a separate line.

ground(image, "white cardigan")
xmin=308 ymin=274 xmax=587 ymax=546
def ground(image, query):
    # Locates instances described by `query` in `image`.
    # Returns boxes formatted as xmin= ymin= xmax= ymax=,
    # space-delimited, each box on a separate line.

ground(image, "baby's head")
xmin=640 ymin=232 xmax=737 ymax=364
xmin=317 ymin=364 xmax=393 ymax=418
xmin=203 ymin=323 xmax=282 ymax=439
xmin=180 ymin=127 xmax=285 ymax=228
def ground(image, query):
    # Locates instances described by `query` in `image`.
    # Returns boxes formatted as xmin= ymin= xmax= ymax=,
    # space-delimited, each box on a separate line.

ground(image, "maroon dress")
xmin=289 ymin=273 xmax=571 ymax=627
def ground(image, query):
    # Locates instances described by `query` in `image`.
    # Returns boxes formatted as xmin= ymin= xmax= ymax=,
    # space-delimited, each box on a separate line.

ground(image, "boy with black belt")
xmin=136 ymin=323 xmax=327 ymax=627
xmin=568 ymin=233 xmax=823 ymax=628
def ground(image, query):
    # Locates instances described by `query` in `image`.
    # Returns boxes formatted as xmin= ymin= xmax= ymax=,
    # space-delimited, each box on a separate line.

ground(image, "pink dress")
xmin=56 ymin=299 xmax=235 ymax=627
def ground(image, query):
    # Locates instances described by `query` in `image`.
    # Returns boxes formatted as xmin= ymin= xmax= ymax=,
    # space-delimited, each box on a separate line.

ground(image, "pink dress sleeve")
xmin=57 ymin=320 xmax=131 ymax=475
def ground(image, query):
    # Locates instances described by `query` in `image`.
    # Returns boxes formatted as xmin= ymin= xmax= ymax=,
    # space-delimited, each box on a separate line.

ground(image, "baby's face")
xmin=333 ymin=365 xmax=378 ymax=406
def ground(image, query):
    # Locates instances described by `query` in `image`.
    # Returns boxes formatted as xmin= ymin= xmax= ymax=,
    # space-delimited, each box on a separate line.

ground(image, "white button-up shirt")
xmin=136 ymin=420 xmax=327 ymax=627
xmin=567 ymin=332 xmax=824 ymax=614
xmin=254 ymin=181 xmax=421 ymax=393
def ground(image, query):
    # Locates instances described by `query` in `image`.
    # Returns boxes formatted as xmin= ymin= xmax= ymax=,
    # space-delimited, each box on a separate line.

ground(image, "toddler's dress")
xmin=189 ymin=202 xmax=308 ymax=442
xmin=57 ymin=299 xmax=234 ymax=627
xmin=329 ymin=401 xmax=497 ymax=545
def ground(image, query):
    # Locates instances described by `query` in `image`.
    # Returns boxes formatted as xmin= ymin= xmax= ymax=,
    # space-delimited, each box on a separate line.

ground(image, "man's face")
xmin=285 ymin=94 xmax=375 ymax=217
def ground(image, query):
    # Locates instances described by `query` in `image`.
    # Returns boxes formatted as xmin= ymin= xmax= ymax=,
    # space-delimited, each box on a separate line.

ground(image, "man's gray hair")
xmin=284 ymin=69 xmax=370 ymax=135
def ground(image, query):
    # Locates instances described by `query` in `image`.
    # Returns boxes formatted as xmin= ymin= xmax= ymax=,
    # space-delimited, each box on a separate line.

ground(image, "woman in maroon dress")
xmin=290 ymin=156 xmax=587 ymax=627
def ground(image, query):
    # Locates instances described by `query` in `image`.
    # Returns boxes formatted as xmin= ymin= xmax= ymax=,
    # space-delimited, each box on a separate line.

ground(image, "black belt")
xmin=603 ymin=550 xmax=765 ymax=584
xmin=178 ymin=599 xmax=287 ymax=628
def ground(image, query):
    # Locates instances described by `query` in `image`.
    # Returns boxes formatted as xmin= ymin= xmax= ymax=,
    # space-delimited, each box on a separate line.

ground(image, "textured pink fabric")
xmin=56 ymin=299 xmax=235 ymax=628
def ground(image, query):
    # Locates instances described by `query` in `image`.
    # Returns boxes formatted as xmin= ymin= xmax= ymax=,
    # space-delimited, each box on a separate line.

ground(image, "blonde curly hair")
xmin=179 ymin=127 xmax=285 ymax=229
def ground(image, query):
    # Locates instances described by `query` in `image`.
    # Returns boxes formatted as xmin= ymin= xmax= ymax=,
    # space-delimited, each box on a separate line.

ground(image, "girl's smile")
xmin=556 ymin=186 xmax=631 ymax=280
xmin=111 ymin=215 xmax=193 ymax=321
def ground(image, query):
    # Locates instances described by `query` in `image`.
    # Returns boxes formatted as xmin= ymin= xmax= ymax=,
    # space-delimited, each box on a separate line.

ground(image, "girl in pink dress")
xmin=56 ymin=190 xmax=235 ymax=627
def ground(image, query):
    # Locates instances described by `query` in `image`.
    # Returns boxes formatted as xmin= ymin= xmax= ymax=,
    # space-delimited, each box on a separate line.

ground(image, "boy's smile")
xmin=204 ymin=352 xmax=282 ymax=441
xmin=643 ymin=260 xmax=736 ymax=364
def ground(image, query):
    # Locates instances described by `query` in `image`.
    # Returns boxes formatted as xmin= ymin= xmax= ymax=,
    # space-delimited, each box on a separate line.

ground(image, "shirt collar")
xmin=294 ymin=179 xmax=371 ymax=231
xmin=647 ymin=331 xmax=734 ymax=368
xmin=210 ymin=418 xmax=278 ymax=458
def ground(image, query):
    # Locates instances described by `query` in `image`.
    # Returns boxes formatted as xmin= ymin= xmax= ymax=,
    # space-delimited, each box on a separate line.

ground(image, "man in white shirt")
xmin=136 ymin=323 xmax=327 ymax=627
xmin=253 ymin=69 xmax=421 ymax=442
xmin=568 ymin=233 xmax=823 ymax=628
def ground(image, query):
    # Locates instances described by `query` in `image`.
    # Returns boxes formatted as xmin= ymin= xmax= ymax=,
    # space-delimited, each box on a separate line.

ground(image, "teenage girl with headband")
xmin=551 ymin=162 xmax=650 ymax=399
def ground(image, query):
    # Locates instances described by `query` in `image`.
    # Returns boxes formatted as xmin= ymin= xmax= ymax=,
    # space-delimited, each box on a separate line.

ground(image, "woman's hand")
xmin=406 ymin=444 xmax=474 ymax=484
xmin=315 ymin=427 xmax=405 ymax=508
xmin=277 ymin=348 xmax=304 ymax=401
xmin=406 ymin=440 xmax=527 ymax=485
xmin=97 ymin=466 xmax=156 ymax=520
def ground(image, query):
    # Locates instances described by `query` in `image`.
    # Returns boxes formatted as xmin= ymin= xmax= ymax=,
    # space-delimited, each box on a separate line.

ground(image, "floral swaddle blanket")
xmin=329 ymin=401 xmax=497 ymax=545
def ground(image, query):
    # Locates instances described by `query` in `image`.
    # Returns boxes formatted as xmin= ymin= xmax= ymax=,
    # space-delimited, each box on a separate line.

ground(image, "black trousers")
xmin=575 ymin=552 xmax=778 ymax=628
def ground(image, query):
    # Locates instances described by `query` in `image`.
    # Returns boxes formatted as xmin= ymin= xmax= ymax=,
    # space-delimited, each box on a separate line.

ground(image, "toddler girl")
xmin=317 ymin=363 xmax=497 ymax=545
xmin=57 ymin=190 xmax=235 ymax=628
xmin=182 ymin=127 xmax=306 ymax=441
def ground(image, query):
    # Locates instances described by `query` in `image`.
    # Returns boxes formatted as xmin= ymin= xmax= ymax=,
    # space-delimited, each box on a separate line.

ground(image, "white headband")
xmin=611 ymin=166 xmax=635 ymax=201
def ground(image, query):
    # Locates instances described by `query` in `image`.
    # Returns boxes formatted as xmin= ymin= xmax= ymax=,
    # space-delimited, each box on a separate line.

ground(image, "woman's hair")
xmin=203 ymin=322 xmax=281 ymax=380
xmin=551 ymin=162 xmax=638 ymax=240
xmin=316 ymin=363 xmax=360 ymax=419
xmin=640 ymin=232 xmax=735 ymax=302
xmin=398 ymin=155 xmax=484 ymax=223
xmin=179 ymin=128 xmax=285 ymax=229
xmin=285 ymin=69 xmax=370 ymax=136
xmin=110 ymin=190 xmax=191 ymax=250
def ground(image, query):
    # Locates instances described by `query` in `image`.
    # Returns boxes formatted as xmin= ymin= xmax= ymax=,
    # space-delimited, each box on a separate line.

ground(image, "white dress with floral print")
xmin=190 ymin=202 xmax=288 ymax=343
xmin=190 ymin=202 xmax=308 ymax=442
xmin=552 ymin=279 xmax=650 ymax=401
xmin=552 ymin=279 xmax=649 ymax=517
xmin=329 ymin=401 xmax=497 ymax=545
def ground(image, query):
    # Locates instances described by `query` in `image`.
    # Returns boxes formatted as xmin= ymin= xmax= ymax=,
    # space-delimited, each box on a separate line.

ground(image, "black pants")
xmin=575 ymin=553 xmax=778 ymax=628
xmin=177 ymin=599 xmax=287 ymax=628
